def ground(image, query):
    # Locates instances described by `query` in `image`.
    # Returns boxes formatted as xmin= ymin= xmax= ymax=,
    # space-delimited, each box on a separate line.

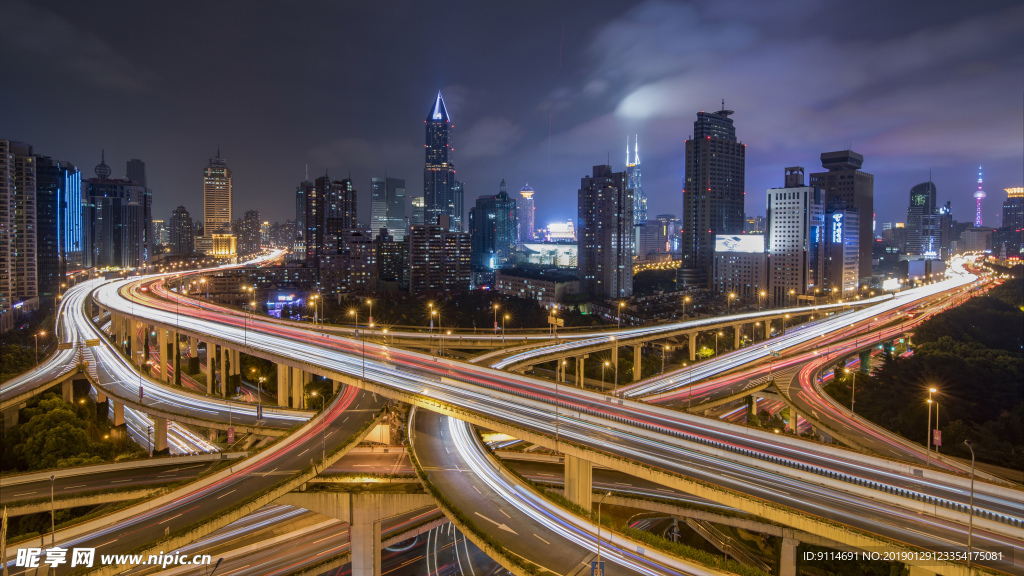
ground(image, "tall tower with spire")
xmin=517 ymin=183 xmax=535 ymax=247
xmin=627 ymin=135 xmax=646 ymax=225
xmin=424 ymin=92 xmax=459 ymax=231
xmin=203 ymin=150 xmax=232 ymax=235
xmin=974 ymin=166 xmax=986 ymax=227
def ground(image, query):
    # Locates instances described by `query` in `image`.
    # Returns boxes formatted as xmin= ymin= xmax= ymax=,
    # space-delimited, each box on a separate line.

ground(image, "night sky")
xmin=3 ymin=0 xmax=1022 ymax=230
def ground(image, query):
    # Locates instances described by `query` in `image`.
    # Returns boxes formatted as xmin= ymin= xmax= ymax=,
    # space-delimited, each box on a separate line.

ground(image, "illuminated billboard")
xmin=715 ymin=235 xmax=764 ymax=254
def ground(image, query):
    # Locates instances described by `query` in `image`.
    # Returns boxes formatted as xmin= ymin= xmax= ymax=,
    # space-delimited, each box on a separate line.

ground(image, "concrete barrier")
xmin=5 ymin=489 xmax=160 ymax=517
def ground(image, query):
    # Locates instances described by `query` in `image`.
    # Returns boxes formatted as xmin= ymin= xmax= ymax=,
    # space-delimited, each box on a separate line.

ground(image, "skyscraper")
xmin=371 ymin=177 xmax=407 ymax=241
xmin=469 ymin=179 xmax=517 ymax=268
xmin=82 ymin=151 xmax=152 ymax=269
xmin=517 ymin=184 xmax=535 ymax=247
xmin=35 ymin=156 xmax=81 ymax=305
xmin=300 ymin=173 xmax=357 ymax=262
xmin=679 ymin=106 xmax=745 ymax=289
xmin=627 ymin=136 xmax=646 ymax=225
xmin=822 ymin=208 xmax=860 ymax=296
xmin=578 ymin=164 xmax=634 ymax=298
xmin=126 ymin=158 xmax=147 ymax=187
xmin=766 ymin=167 xmax=824 ymax=306
xmin=1 ymin=140 xmax=39 ymax=330
xmin=239 ymin=209 xmax=262 ymax=257
xmin=169 ymin=206 xmax=194 ymax=255
xmin=203 ymin=151 xmax=232 ymax=235
xmin=1003 ymin=188 xmax=1024 ymax=232
xmin=906 ymin=181 xmax=938 ymax=256
xmin=409 ymin=196 xmax=425 ymax=227
xmin=809 ymin=150 xmax=873 ymax=281
xmin=294 ymin=180 xmax=312 ymax=261
xmin=423 ymin=92 xmax=458 ymax=232
xmin=408 ymin=215 xmax=471 ymax=294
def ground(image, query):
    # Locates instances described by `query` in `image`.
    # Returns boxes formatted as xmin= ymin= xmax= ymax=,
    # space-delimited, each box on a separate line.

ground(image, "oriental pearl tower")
xmin=974 ymin=166 xmax=986 ymax=227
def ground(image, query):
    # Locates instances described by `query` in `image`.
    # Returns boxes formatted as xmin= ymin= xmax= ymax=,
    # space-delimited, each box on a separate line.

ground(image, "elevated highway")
xmin=91 ymin=270 xmax=1024 ymax=574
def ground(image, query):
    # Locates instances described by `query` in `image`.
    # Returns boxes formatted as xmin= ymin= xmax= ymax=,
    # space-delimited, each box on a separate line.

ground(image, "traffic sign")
xmin=85 ymin=339 xmax=100 ymax=347
xmin=591 ymin=561 xmax=605 ymax=576
xmin=57 ymin=343 xmax=73 ymax=350
xmin=227 ymin=426 xmax=235 ymax=444
xmin=932 ymin=429 xmax=942 ymax=447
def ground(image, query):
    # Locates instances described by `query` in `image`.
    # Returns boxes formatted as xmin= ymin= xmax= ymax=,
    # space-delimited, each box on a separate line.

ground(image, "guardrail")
xmin=0 ymin=452 xmax=247 ymax=487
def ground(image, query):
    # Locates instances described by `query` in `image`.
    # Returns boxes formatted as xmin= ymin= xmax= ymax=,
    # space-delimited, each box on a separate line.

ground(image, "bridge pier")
xmin=2 ymin=406 xmax=18 ymax=430
xmin=203 ymin=343 xmax=214 ymax=394
xmin=632 ymin=345 xmax=642 ymax=381
xmin=62 ymin=379 xmax=73 ymax=403
xmin=277 ymin=364 xmax=290 ymax=407
xmin=274 ymin=491 xmax=433 ymax=576
xmin=764 ymin=320 xmax=772 ymax=340
xmin=113 ymin=401 xmax=125 ymax=427
xmin=219 ymin=345 xmax=228 ymax=397
xmin=779 ymin=537 xmax=798 ymax=576
xmin=291 ymin=367 xmax=306 ymax=409
xmin=563 ymin=454 xmax=593 ymax=510
xmin=153 ymin=416 xmax=168 ymax=452
xmin=688 ymin=332 xmax=697 ymax=362
xmin=173 ymin=332 xmax=181 ymax=386
xmin=733 ymin=324 xmax=741 ymax=349
xmin=158 ymin=328 xmax=169 ymax=382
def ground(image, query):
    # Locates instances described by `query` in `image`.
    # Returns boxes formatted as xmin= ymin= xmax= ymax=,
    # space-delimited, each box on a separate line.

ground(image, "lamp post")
xmin=715 ymin=331 xmax=723 ymax=357
xmin=661 ymin=344 xmax=670 ymax=375
xmin=502 ymin=314 xmax=509 ymax=346
xmin=683 ymin=296 xmax=691 ymax=316
xmin=788 ymin=289 xmax=795 ymax=307
xmin=602 ymin=360 xmax=610 ymax=391
xmin=50 ymin=474 xmax=56 ymax=546
xmin=844 ymin=368 xmax=856 ymax=415
xmin=727 ymin=293 xmax=736 ymax=314
xmin=964 ymin=439 xmax=976 ymax=569
xmin=493 ymin=303 xmax=500 ymax=333
xmin=783 ymin=314 xmax=790 ymax=335
xmin=34 ymin=330 xmax=47 ymax=366
xmin=596 ymin=491 xmax=611 ymax=570
xmin=312 ymin=391 xmax=326 ymax=466
xmin=926 ymin=387 xmax=937 ymax=466
xmin=617 ymin=301 xmax=626 ymax=329
xmin=685 ymin=363 xmax=692 ymax=409
xmin=350 ymin=309 xmax=366 ymax=381
xmin=366 ymin=299 xmax=374 ymax=328
xmin=759 ymin=290 xmax=766 ymax=311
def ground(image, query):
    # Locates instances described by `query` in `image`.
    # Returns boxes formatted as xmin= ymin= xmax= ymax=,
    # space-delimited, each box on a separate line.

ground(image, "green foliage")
xmin=1 ymin=343 xmax=36 ymax=381
xmin=824 ymin=282 xmax=1024 ymax=470
xmin=2 ymin=393 xmax=114 ymax=472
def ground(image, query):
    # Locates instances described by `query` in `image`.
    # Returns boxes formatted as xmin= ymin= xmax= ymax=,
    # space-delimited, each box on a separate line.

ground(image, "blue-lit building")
xmin=35 ymin=156 xmax=81 ymax=303
xmin=469 ymin=179 xmax=517 ymax=268
xmin=82 ymin=152 xmax=152 ymax=269
xmin=423 ymin=92 xmax=460 ymax=231
xmin=626 ymin=136 xmax=646 ymax=225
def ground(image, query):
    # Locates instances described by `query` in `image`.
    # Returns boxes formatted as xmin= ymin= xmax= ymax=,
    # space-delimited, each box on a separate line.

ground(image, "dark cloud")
xmin=1 ymin=0 xmax=1020 ymax=230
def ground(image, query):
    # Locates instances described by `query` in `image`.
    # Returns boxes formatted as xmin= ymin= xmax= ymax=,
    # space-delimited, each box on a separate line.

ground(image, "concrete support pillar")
xmin=173 ymin=332 xmax=181 ymax=386
xmin=153 ymin=416 xmax=168 ymax=452
xmin=576 ymin=357 xmax=584 ymax=386
xmin=765 ymin=319 xmax=771 ymax=340
xmin=291 ymin=367 xmax=305 ymax=409
xmin=611 ymin=345 xmax=618 ymax=374
xmin=277 ymin=364 xmax=290 ymax=407
xmin=157 ymin=328 xmax=169 ymax=382
xmin=96 ymin=389 xmax=107 ymax=404
xmin=231 ymin=349 xmax=241 ymax=376
xmin=203 ymin=343 xmax=214 ymax=395
xmin=2 ymin=407 xmax=18 ymax=431
xmin=219 ymin=345 xmax=228 ymax=397
xmin=113 ymin=401 xmax=125 ymax=427
xmin=779 ymin=537 xmax=798 ymax=576
xmin=189 ymin=337 xmax=197 ymax=357
xmin=563 ymin=454 xmax=593 ymax=510
xmin=632 ymin=345 xmax=642 ymax=381
xmin=733 ymin=324 xmax=741 ymax=349
xmin=688 ymin=333 xmax=697 ymax=362
xmin=332 ymin=379 xmax=340 ymax=394
xmin=60 ymin=379 xmax=73 ymax=403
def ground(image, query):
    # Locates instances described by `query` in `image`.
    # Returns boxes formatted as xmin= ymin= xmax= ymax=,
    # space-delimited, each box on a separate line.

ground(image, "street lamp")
xmin=596 ymin=491 xmax=611 ymax=570
xmin=964 ymin=439 xmax=976 ymax=569
xmin=683 ymin=296 xmax=691 ymax=316
xmin=502 ymin=314 xmax=510 ymax=346
xmin=50 ymin=474 xmax=56 ymax=546
xmin=366 ymin=299 xmax=374 ymax=327
xmin=493 ymin=303 xmax=500 ymax=333
xmin=783 ymin=314 xmax=790 ymax=335
xmin=715 ymin=331 xmax=723 ymax=357
xmin=602 ymin=360 xmax=610 ymax=391
xmin=34 ymin=330 xmax=47 ymax=366
xmin=788 ymin=289 xmax=795 ymax=307
xmin=759 ymin=290 xmax=766 ymax=311
xmin=845 ymin=368 xmax=856 ymax=415
xmin=311 ymin=391 xmax=326 ymax=466
xmin=617 ymin=301 xmax=626 ymax=329
xmin=727 ymin=293 xmax=736 ymax=314
xmin=925 ymin=387 xmax=937 ymax=466
xmin=661 ymin=344 xmax=671 ymax=374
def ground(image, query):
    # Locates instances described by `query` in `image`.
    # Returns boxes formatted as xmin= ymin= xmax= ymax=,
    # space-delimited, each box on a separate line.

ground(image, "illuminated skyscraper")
xmin=1 ymin=140 xmax=38 ymax=330
xmin=203 ymin=151 xmax=232 ymax=234
xmin=423 ymin=92 xmax=459 ymax=231
xmin=469 ymin=179 xmax=517 ymax=268
xmin=766 ymin=167 xmax=823 ymax=306
xmin=974 ymin=166 xmax=986 ymax=227
xmin=1003 ymin=187 xmax=1023 ymax=232
xmin=679 ymin=106 xmax=745 ymax=289
xmin=35 ymin=156 xmax=81 ymax=304
xmin=170 ymin=206 xmax=194 ymax=255
xmin=578 ymin=164 xmax=634 ymax=298
xmin=627 ymin=135 xmax=646 ymax=225
xmin=809 ymin=150 xmax=873 ymax=281
xmin=517 ymin=184 xmax=535 ymax=246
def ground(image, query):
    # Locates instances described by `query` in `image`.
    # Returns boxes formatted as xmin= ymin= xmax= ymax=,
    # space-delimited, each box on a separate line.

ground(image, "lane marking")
xmin=533 ymin=534 xmax=551 ymax=545
xmin=217 ymin=489 xmax=236 ymax=499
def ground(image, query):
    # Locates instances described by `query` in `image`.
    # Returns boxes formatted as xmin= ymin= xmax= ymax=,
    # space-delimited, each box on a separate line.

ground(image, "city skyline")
xmin=1 ymin=1 xmax=1020 ymax=229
